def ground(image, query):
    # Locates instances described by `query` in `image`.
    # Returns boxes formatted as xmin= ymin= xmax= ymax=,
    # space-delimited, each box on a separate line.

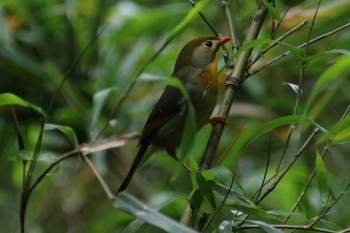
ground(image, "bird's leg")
xmin=167 ymin=149 xmax=191 ymax=173
xmin=208 ymin=116 xmax=229 ymax=127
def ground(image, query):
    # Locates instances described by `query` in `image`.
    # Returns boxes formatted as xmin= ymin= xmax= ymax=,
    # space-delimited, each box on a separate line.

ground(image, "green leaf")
xmin=320 ymin=219 xmax=341 ymax=231
xmin=212 ymin=182 xmax=252 ymax=207
xmin=17 ymin=151 xmax=32 ymax=161
xmin=315 ymin=151 xmax=332 ymax=206
xmin=277 ymin=41 xmax=304 ymax=59
xmin=203 ymin=166 xmax=234 ymax=187
xmin=248 ymin=220 xmax=283 ymax=233
xmin=304 ymin=49 xmax=350 ymax=67
xmin=196 ymin=171 xmax=217 ymax=209
xmin=238 ymin=38 xmax=272 ymax=53
xmin=44 ymin=123 xmax=78 ymax=147
xmin=304 ymin=54 xmax=350 ymax=116
xmin=165 ymin=0 xmax=210 ymax=44
xmin=0 ymin=92 xmax=45 ymax=116
xmin=189 ymin=156 xmax=199 ymax=189
xmin=189 ymin=189 xmax=203 ymax=212
xmin=230 ymin=205 xmax=283 ymax=221
xmin=123 ymin=195 xmax=182 ymax=233
xmin=262 ymin=0 xmax=281 ymax=21
xmin=317 ymin=113 xmax=350 ymax=145
xmin=114 ymin=193 xmax=197 ymax=233
xmin=224 ymin=115 xmax=325 ymax=165
xmin=90 ymin=87 xmax=121 ymax=137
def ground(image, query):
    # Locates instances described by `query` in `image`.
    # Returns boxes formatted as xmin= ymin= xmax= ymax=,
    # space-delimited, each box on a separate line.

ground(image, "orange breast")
xmin=201 ymin=54 xmax=219 ymax=92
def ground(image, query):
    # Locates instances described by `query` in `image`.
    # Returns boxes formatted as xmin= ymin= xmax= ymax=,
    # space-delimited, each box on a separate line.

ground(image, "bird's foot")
xmin=169 ymin=153 xmax=191 ymax=173
xmin=208 ymin=116 xmax=229 ymax=127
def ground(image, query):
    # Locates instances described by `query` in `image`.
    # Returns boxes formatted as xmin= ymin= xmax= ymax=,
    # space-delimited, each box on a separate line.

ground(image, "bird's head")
xmin=174 ymin=36 xmax=231 ymax=70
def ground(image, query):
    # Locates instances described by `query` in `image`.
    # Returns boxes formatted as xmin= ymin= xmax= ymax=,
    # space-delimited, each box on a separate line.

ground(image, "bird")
xmin=116 ymin=35 xmax=231 ymax=193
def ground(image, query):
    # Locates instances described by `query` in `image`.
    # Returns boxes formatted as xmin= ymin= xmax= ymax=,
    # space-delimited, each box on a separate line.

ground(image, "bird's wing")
xmin=138 ymin=85 xmax=184 ymax=146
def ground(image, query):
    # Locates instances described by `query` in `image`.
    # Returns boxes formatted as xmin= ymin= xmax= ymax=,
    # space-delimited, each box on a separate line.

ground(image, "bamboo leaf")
xmin=114 ymin=193 xmax=197 ymax=233
xmin=44 ymin=123 xmax=78 ymax=147
xmin=304 ymin=49 xmax=350 ymax=67
xmin=304 ymin=54 xmax=350 ymax=116
xmin=262 ymin=0 xmax=281 ymax=21
xmin=315 ymin=151 xmax=333 ymax=206
xmin=248 ymin=220 xmax=283 ymax=233
xmin=196 ymin=171 xmax=217 ymax=209
xmin=224 ymin=115 xmax=325 ymax=165
xmin=91 ymin=87 xmax=121 ymax=135
xmin=0 ymin=92 xmax=45 ymax=116
xmin=278 ymin=42 xmax=304 ymax=59
xmin=230 ymin=205 xmax=283 ymax=221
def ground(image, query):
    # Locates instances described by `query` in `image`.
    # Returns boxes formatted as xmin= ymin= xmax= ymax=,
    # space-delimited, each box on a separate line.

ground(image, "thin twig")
xmin=240 ymin=223 xmax=336 ymax=233
xmin=189 ymin=0 xmax=220 ymax=37
xmin=306 ymin=182 xmax=350 ymax=228
xmin=256 ymin=128 xmax=319 ymax=204
xmin=82 ymin=154 xmax=115 ymax=200
xmin=249 ymin=19 xmax=308 ymax=68
xmin=247 ymin=22 xmax=350 ymax=78
xmin=255 ymin=132 xmax=271 ymax=204
xmin=28 ymin=149 xmax=80 ymax=197
xmin=220 ymin=0 xmax=238 ymax=50
xmin=20 ymin=23 xmax=108 ymax=233
xmin=201 ymin=174 xmax=235 ymax=232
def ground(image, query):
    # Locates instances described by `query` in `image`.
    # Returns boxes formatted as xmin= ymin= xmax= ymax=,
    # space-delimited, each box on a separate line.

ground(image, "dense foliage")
xmin=1 ymin=0 xmax=349 ymax=232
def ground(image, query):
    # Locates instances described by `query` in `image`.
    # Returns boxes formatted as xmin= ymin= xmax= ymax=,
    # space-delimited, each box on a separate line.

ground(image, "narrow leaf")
xmin=278 ymin=41 xmax=304 ymax=59
xmin=189 ymin=189 xmax=203 ymax=212
xmin=304 ymin=54 xmax=350 ymax=115
xmin=123 ymin=196 xmax=182 ymax=233
xmin=44 ymin=123 xmax=78 ymax=147
xmin=203 ymin=166 xmax=234 ymax=187
xmin=317 ymin=113 xmax=350 ymax=145
xmin=114 ymin=193 xmax=197 ymax=233
xmin=91 ymin=87 xmax=121 ymax=131
xmin=262 ymin=0 xmax=281 ymax=21
xmin=315 ymin=151 xmax=332 ymax=205
xmin=304 ymin=49 xmax=350 ymax=66
xmin=230 ymin=205 xmax=283 ymax=221
xmin=165 ymin=0 xmax=210 ymax=43
xmin=0 ymin=92 xmax=45 ymax=116
xmin=238 ymin=38 xmax=272 ymax=53
xmin=196 ymin=171 xmax=217 ymax=209
xmin=248 ymin=220 xmax=283 ymax=233
xmin=224 ymin=115 xmax=325 ymax=165
xmin=189 ymin=156 xmax=199 ymax=189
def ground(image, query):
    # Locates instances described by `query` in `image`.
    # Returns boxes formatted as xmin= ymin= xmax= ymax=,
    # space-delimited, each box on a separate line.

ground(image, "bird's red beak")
xmin=219 ymin=36 xmax=231 ymax=45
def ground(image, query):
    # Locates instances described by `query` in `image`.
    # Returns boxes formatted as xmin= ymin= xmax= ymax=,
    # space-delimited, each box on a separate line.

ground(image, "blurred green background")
xmin=1 ymin=0 xmax=350 ymax=232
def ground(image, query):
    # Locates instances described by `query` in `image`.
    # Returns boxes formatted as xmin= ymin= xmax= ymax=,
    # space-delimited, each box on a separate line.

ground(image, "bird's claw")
xmin=208 ymin=116 xmax=229 ymax=127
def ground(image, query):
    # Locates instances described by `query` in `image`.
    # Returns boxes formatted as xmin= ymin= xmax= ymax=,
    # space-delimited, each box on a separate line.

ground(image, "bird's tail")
xmin=116 ymin=144 xmax=148 ymax=194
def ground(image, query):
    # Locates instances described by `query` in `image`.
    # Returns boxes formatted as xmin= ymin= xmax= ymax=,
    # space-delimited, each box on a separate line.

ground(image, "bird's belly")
xmin=152 ymin=96 xmax=216 ymax=151
xmin=151 ymin=111 xmax=186 ymax=151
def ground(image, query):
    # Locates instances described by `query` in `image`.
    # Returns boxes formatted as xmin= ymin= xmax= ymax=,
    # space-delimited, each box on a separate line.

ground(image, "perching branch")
xmin=181 ymin=0 xmax=271 ymax=226
xmin=200 ymin=0 xmax=270 ymax=171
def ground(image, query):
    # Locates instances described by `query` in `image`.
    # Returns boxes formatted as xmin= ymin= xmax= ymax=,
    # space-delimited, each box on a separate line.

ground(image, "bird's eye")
xmin=204 ymin=40 xmax=213 ymax=48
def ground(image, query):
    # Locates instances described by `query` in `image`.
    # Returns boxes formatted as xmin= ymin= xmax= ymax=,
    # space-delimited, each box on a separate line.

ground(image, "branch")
xmin=283 ymin=105 xmax=350 ymax=224
xmin=247 ymin=22 xmax=350 ymax=78
xmin=255 ymin=128 xmax=319 ymax=204
xmin=240 ymin=224 xmax=336 ymax=233
xmin=200 ymin=1 xmax=270 ymax=171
